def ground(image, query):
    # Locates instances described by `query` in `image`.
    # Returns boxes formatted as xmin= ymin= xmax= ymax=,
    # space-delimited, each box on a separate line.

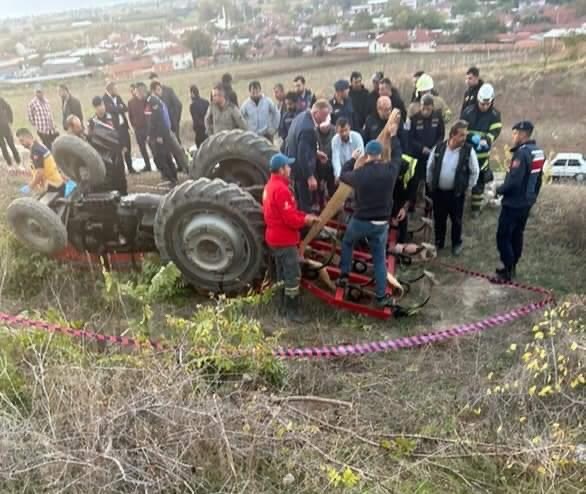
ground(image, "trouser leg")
xmin=135 ymin=131 xmax=152 ymax=171
xmin=512 ymin=207 xmax=531 ymax=266
xmin=38 ymin=132 xmax=57 ymax=150
xmin=154 ymin=141 xmax=177 ymax=183
xmin=449 ymin=192 xmax=466 ymax=248
xmin=0 ymin=134 xmax=11 ymax=165
xmin=432 ymin=190 xmax=449 ymax=248
xmin=496 ymin=206 xmax=516 ymax=269
xmin=339 ymin=218 xmax=368 ymax=276
xmin=471 ymin=166 xmax=486 ymax=212
xmin=367 ymin=223 xmax=390 ymax=299
xmin=5 ymin=131 xmax=19 ymax=163
xmin=294 ymin=177 xmax=313 ymax=214
xmin=118 ymin=126 xmax=134 ymax=172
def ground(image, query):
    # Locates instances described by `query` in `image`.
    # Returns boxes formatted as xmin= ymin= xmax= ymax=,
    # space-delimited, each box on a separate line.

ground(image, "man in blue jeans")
xmin=337 ymin=131 xmax=402 ymax=308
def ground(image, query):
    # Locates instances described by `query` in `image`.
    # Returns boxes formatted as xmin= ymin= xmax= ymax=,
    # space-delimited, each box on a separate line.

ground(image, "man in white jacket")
xmin=241 ymin=81 xmax=280 ymax=142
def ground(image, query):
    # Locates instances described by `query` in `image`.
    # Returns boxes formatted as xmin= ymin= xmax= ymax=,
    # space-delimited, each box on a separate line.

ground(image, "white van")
xmin=549 ymin=153 xmax=586 ymax=181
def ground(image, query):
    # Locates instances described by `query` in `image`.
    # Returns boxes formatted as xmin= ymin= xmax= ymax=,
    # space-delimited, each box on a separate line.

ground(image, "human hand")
xmin=423 ymin=147 xmax=431 ymax=155
xmin=354 ymin=154 xmax=368 ymax=169
xmin=304 ymin=214 xmax=320 ymax=225
xmin=308 ymin=175 xmax=318 ymax=191
xmin=156 ymin=137 xmax=163 ymax=144
xmin=396 ymin=207 xmax=407 ymax=222
xmin=352 ymin=148 xmax=363 ymax=160
xmin=383 ymin=109 xmax=401 ymax=137
xmin=316 ymin=150 xmax=328 ymax=164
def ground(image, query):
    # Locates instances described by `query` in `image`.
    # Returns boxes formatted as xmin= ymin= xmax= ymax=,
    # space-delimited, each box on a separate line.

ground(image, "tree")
xmin=198 ymin=0 xmax=217 ymax=22
xmin=352 ymin=12 xmax=374 ymax=30
xmin=456 ymin=16 xmax=506 ymax=43
xmin=451 ymin=0 xmax=479 ymax=16
xmin=387 ymin=6 xmax=446 ymax=30
xmin=182 ymin=30 xmax=213 ymax=61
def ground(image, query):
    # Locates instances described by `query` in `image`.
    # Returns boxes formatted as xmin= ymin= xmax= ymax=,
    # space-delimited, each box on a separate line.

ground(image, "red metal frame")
xmin=302 ymin=224 xmax=399 ymax=320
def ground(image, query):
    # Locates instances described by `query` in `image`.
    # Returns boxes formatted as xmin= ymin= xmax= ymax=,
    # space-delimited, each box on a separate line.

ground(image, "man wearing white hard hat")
xmin=461 ymin=82 xmax=502 ymax=217
xmin=408 ymin=74 xmax=452 ymax=124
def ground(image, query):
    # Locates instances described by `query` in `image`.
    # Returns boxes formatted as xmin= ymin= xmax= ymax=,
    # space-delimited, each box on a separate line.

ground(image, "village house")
xmin=369 ymin=30 xmax=435 ymax=54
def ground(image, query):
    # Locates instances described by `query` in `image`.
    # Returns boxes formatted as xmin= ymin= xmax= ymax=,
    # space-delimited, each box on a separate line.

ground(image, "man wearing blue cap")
xmin=337 ymin=112 xmax=403 ymax=308
xmin=263 ymin=153 xmax=319 ymax=322
xmin=330 ymin=80 xmax=356 ymax=130
xmin=495 ymin=121 xmax=544 ymax=282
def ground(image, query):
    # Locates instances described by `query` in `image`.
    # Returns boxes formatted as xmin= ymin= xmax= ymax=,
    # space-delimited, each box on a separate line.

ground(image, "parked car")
xmin=549 ymin=153 xmax=586 ymax=182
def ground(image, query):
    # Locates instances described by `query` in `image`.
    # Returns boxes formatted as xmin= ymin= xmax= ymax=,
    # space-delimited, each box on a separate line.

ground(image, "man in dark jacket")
xmin=495 ymin=121 xmax=544 ymax=281
xmin=278 ymin=92 xmax=298 ymax=150
xmin=461 ymin=66 xmax=484 ymax=117
xmin=330 ymin=79 xmax=355 ymax=129
xmin=149 ymin=72 xmax=183 ymax=140
xmin=103 ymin=81 xmax=136 ymax=174
xmin=366 ymin=71 xmax=384 ymax=117
xmin=408 ymin=94 xmax=445 ymax=202
xmin=221 ymin=73 xmax=239 ymax=107
xmin=349 ymin=71 xmax=370 ymax=130
xmin=0 ymin=96 xmax=20 ymax=165
xmin=379 ymin=78 xmax=407 ymax=121
xmin=426 ymin=120 xmax=480 ymax=256
xmin=58 ymin=84 xmax=83 ymax=130
xmin=88 ymin=96 xmax=128 ymax=194
xmin=190 ymin=84 xmax=209 ymax=147
xmin=337 ymin=111 xmax=403 ymax=308
xmin=128 ymin=82 xmax=152 ymax=172
xmin=363 ymin=96 xmax=409 ymax=154
xmin=293 ymin=75 xmax=316 ymax=113
xmin=284 ymin=99 xmax=331 ymax=213
xmin=461 ymin=83 xmax=502 ymax=215
xmin=145 ymin=81 xmax=178 ymax=185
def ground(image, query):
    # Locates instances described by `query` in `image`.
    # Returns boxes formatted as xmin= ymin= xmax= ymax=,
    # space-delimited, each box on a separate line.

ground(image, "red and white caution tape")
xmin=0 ymin=264 xmax=554 ymax=360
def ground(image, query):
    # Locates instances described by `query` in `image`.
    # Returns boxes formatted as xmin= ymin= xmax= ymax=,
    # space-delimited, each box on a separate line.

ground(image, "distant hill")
xmin=3 ymin=0 xmax=139 ymax=19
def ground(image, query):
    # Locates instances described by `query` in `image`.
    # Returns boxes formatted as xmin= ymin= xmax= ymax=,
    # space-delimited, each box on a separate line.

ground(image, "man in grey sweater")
xmin=205 ymin=83 xmax=247 ymax=136
xmin=426 ymin=120 xmax=479 ymax=256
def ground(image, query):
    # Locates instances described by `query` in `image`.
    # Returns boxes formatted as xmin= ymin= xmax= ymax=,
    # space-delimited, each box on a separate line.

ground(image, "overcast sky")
xmin=2 ymin=0 xmax=132 ymax=18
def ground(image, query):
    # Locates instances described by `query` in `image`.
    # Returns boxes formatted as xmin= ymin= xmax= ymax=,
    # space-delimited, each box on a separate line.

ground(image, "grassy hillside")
xmin=0 ymin=51 xmax=584 ymax=493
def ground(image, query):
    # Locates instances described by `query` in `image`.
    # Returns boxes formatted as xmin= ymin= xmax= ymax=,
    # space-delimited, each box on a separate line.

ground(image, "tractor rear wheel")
xmin=7 ymin=198 xmax=67 ymax=255
xmin=154 ymin=178 xmax=266 ymax=294
xmin=189 ymin=130 xmax=276 ymax=187
xmin=52 ymin=135 xmax=106 ymax=188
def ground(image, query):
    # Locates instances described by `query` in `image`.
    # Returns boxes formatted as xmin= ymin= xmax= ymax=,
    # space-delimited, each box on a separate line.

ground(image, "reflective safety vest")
xmin=461 ymin=105 xmax=502 ymax=167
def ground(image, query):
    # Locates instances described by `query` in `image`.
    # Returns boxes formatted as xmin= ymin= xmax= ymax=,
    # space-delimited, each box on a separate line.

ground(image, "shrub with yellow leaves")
xmin=481 ymin=298 xmax=584 ymax=481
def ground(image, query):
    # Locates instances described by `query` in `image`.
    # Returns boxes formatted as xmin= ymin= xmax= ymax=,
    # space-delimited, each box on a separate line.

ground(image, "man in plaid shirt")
xmin=27 ymin=85 xmax=59 ymax=150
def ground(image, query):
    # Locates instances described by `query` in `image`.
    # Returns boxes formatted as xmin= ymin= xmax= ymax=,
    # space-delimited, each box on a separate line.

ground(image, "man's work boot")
xmin=284 ymin=295 xmax=308 ymax=324
xmin=452 ymin=243 xmax=463 ymax=257
xmin=495 ymin=267 xmax=513 ymax=282
xmin=374 ymin=294 xmax=394 ymax=310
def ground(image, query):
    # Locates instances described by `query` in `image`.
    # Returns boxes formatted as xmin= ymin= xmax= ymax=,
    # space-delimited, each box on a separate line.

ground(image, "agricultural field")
xmin=0 ymin=49 xmax=584 ymax=493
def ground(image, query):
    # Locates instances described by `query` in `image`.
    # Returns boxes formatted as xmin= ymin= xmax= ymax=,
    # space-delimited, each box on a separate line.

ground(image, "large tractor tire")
xmin=7 ymin=198 xmax=67 ymax=255
xmin=52 ymin=135 xmax=106 ymax=188
xmin=154 ymin=178 xmax=267 ymax=294
xmin=190 ymin=130 xmax=276 ymax=187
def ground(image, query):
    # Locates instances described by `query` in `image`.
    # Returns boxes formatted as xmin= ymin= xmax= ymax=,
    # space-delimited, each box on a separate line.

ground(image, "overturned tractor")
xmin=7 ymin=131 xmax=273 ymax=294
xmin=7 ymin=130 xmax=433 ymax=316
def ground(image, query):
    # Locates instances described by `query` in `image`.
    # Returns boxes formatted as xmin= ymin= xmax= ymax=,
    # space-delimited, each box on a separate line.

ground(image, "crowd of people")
xmin=260 ymin=67 xmax=544 ymax=322
xmin=0 ymin=66 xmax=545 ymax=323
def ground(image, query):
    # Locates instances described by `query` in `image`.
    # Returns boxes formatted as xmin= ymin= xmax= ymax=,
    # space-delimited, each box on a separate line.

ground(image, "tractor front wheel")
xmin=154 ymin=178 xmax=267 ymax=294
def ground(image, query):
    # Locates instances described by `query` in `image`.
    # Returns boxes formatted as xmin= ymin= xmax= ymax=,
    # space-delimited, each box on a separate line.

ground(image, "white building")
xmin=312 ymin=25 xmax=340 ymax=39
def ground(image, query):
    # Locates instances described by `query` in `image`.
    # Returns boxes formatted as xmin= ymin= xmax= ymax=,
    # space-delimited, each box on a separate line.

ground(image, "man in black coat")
xmin=149 ymin=72 xmax=183 ymax=141
xmin=349 ymin=71 xmax=370 ymax=131
xmin=461 ymin=66 xmax=484 ymax=117
xmin=0 ymin=96 xmax=20 ymax=165
xmin=58 ymin=84 xmax=83 ymax=130
xmin=190 ymin=84 xmax=209 ymax=147
xmin=103 ymin=81 xmax=136 ymax=174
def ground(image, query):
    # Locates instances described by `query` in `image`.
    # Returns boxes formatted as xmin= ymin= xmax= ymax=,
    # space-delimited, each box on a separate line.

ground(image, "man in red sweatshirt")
xmin=263 ymin=153 xmax=319 ymax=323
